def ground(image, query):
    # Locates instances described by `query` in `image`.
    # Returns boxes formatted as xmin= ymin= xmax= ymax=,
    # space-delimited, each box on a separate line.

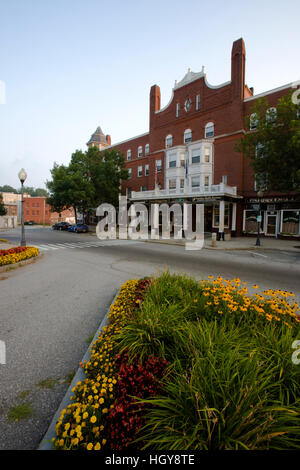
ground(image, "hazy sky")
xmin=0 ymin=0 xmax=299 ymax=189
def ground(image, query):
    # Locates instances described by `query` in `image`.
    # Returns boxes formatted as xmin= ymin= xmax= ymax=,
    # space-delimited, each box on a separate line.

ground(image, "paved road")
xmin=0 ymin=227 xmax=299 ymax=449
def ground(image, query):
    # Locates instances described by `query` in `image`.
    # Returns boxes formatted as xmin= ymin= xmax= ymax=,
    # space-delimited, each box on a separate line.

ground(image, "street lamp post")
xmin=18 ymin=168 xmax=27 ymax=247
xmin=255 ymin=189 xmax=264 ymax=247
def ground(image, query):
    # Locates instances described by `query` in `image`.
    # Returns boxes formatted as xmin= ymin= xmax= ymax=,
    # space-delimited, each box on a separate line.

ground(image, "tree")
xmin=235 ymin=91 xmax=300 ymax=193
xmin=0 ymin=193 xmax=7 ymax=216
xmin=46 ymin=147 xmax=128 ymax=223
xmin=0 ymin=185 xmax=17 ymax=193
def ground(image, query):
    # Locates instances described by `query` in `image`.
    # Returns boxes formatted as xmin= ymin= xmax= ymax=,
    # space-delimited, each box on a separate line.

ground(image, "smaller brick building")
xmin=23 ymin=197 xmax=75 ymax=225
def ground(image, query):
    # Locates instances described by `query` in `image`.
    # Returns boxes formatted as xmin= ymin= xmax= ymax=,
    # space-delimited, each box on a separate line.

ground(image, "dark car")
xmin=52 ymin=222 xmax=70 ymax=231
xmin=24 ymin=220 xmax=35 ymax=225
xmin=68 ymin=223 xmax=88 ymax=233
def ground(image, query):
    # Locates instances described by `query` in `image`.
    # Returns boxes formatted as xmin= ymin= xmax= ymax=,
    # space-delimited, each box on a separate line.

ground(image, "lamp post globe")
xmin=18 ymin=168 xmax=27 ymax=247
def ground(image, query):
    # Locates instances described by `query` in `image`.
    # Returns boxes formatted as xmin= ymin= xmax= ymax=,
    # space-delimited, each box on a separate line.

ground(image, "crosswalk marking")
xmin=32 ymin=239 xmax=137 ymax=251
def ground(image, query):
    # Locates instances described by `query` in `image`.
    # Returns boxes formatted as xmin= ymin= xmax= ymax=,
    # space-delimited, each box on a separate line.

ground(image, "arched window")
xmin=184 ymin=129 xmax=192 ymax=143
xmin=205 ymin=122 xmax=214 ymax=138
xmin=166 ymin=134 xmax=173 ymax=148
xmin=249 ymin=113 xmax=258 ymax=130
xmin=266 ymin=107 xmax=277 ymax=124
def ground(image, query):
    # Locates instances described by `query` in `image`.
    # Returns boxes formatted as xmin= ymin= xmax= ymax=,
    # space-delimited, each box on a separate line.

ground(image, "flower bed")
xmin=0 ymin=246 xmax=39 ymax=265
xmin=53 ymin=273 xmax=300 ymax=451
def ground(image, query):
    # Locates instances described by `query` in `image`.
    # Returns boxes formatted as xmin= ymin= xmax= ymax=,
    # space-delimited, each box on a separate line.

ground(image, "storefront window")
xmin=213 ymin=203 xmax=229 ymax=228
xmin=281 ymin=211 xmax=299 ymax=235
xmin=244 ymin=210 xmax=261 ymax=233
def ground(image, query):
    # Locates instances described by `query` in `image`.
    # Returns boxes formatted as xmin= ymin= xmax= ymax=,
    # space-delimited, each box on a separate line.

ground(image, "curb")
xmin=38 ymin=288 xmax=120 ymax=450
xmin=0 ymin=252 xmax=42 ymax=273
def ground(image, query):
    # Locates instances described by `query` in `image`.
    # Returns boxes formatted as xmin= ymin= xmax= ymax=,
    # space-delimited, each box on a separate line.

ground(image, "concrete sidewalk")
xmin=143 ymin=235 xmax=300 ymax=252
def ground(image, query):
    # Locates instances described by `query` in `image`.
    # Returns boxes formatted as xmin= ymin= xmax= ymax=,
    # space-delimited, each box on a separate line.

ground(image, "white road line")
xmin=33 ymin=245 xmax=50 ymax=251
xmin=38 ymin=244 xmax=59 ymax=250
xmin=247 ymin=250 xmax=268 ymax=258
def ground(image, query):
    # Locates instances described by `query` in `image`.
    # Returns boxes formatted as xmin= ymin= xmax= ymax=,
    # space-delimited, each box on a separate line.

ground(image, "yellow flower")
xmin=94 ymin=442 xmax=101 ymax=450
xmin=90 ymin=416 xmax=97 ymax=424
xmin=87 ymin=443 xmax=93 ymax=451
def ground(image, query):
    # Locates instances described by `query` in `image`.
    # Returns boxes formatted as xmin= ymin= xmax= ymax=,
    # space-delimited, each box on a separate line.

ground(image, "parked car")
xmin=24 ymin=220 xmax=35 ymax=225
xmin=68 ymin=223 xmax=88 ymax=233
xmin=52 ymin=222 xmax=70 ymax=231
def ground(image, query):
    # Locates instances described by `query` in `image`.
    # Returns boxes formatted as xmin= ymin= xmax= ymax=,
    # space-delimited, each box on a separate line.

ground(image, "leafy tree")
xmin=46 ymin=147 xmax=128 ymax=223
xmin=0 ymin=185 xmax=17 ymax=193
xmin=235 ymin=91 xmax=300 ymax=193
xmin=0 ymin=193 xmax=7 ymax=216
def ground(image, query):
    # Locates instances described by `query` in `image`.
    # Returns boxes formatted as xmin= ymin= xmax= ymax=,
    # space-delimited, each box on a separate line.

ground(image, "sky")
xmin=0 ymin=0 xmax=299 ymax=189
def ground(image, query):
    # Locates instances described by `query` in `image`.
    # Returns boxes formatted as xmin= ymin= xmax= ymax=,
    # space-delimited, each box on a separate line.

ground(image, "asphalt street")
xmin=0 ymin=226 xmax=300 ymax=449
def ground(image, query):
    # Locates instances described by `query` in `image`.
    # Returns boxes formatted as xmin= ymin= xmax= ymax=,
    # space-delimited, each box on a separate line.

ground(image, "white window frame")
xmin=184 ymin=128 xmax=192 ymax=143
xmin=138 ymin=146 xmax=143 ymax=158
xmin=176 ymin=103 xmax=180 ymax=117
xmin=145 ymin=164 xmax=149 ymax=176
xmin=156 ymin=159 xmax=162 ymax=172
xmin=249 ymin=113 xmax=258 ymax=130
xmin=205 ymin=122 xmax=214 ymax=138
xmin=128 ymin=168 xmax=132 ymax=179
xmin=169 ymin=153 xmax=177 ymax=168
xmin=165 ymin=134 xmax=173 ymax=148
xmin=145 ymin=144 xmax=149 ymax=155
xmin=266 ymin=107 xmax=277 ymax=124
xmin=127 ymin=149 xmax=131 ymax=160
xmin=196 ymin=94 xmax=200 ymax=110
xmin=138 ymin=165 xmax=143 ymax=177
xmin=191 ymin=148 xmax=200 ymax=164
xmin=204 ymin=147 xmax=210 ymax=162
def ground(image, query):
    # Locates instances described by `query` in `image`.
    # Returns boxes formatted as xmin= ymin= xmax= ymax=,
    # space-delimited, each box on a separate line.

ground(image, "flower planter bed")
xmin=53 ymin=273 xmax=300 ymax=451
xmin=0 ymin=246 xmax=39 ymax=266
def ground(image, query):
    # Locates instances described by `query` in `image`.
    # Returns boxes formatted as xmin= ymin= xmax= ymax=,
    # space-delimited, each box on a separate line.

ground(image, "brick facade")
xmin=89 ymin=38 xmax=300 ymax=239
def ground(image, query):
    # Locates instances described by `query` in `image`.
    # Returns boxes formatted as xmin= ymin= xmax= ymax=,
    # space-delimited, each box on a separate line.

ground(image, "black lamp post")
xmin=18 ymin=168 xmax=27 ymax=247
xmin=255 ymin=189 xmax=264 ymax=246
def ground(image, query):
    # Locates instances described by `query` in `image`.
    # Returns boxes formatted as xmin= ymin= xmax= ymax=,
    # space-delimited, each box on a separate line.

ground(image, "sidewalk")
xmin=143 ymin=235 xmax=300 ymax=253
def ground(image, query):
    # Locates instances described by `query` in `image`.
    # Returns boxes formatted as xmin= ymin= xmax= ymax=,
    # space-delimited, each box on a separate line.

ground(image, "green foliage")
xmin=117 ymin=271 xmax=300 ymax=450
xmin=235 ymin=91 xmax=300 ymax=193
xmin=46 ymin=147 xmax=128 ymax=220
xmin=0 ymin=193 xmax=7 ymax=216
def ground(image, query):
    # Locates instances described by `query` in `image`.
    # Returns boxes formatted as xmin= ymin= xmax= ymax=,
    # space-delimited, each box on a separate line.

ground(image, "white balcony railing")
xmin=130 ymin=183 xmax=237 ymax=200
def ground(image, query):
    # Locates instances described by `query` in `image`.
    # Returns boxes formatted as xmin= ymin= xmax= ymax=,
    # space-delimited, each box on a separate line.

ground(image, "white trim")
xmin=104 ymin=132 xmax=149 ymax=149
xmin=244 ymin=82 xmax=294 ymax=102
xmin=204 ymin=76 xmax=231 ymax=90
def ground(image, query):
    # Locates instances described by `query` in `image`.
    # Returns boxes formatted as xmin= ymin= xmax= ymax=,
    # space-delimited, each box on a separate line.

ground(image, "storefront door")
xmin=266 ymin=213 xmax=277 ymax=236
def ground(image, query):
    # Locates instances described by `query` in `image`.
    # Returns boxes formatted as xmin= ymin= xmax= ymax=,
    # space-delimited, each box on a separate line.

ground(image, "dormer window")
xmin=205 ymin=122 xmax=214 ymax=138
xmin=166 ymin=134 xmax=173 ymax=148
xmin=184 ymin=129 xmax=192 ymax=143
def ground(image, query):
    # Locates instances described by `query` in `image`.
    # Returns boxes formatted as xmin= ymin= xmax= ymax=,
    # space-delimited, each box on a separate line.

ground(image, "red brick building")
xmin=24 ymin=197 xmax=75 ymax=225
xmin=87 ymin=38 xmax=300 ymax=239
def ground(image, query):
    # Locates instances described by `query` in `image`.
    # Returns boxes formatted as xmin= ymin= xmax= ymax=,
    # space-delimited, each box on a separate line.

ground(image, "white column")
xmin=219 ymin=200 xmax=225 ymax=238
xmin=231 ymin=202 xmax=237 ymax=232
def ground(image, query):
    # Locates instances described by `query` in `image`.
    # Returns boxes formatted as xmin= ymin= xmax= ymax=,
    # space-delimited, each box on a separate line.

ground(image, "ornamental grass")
xmin=53 ymin=272 xmax=300 ymax=450
xmin=0 ymin=246 xmax=39 ymax=265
